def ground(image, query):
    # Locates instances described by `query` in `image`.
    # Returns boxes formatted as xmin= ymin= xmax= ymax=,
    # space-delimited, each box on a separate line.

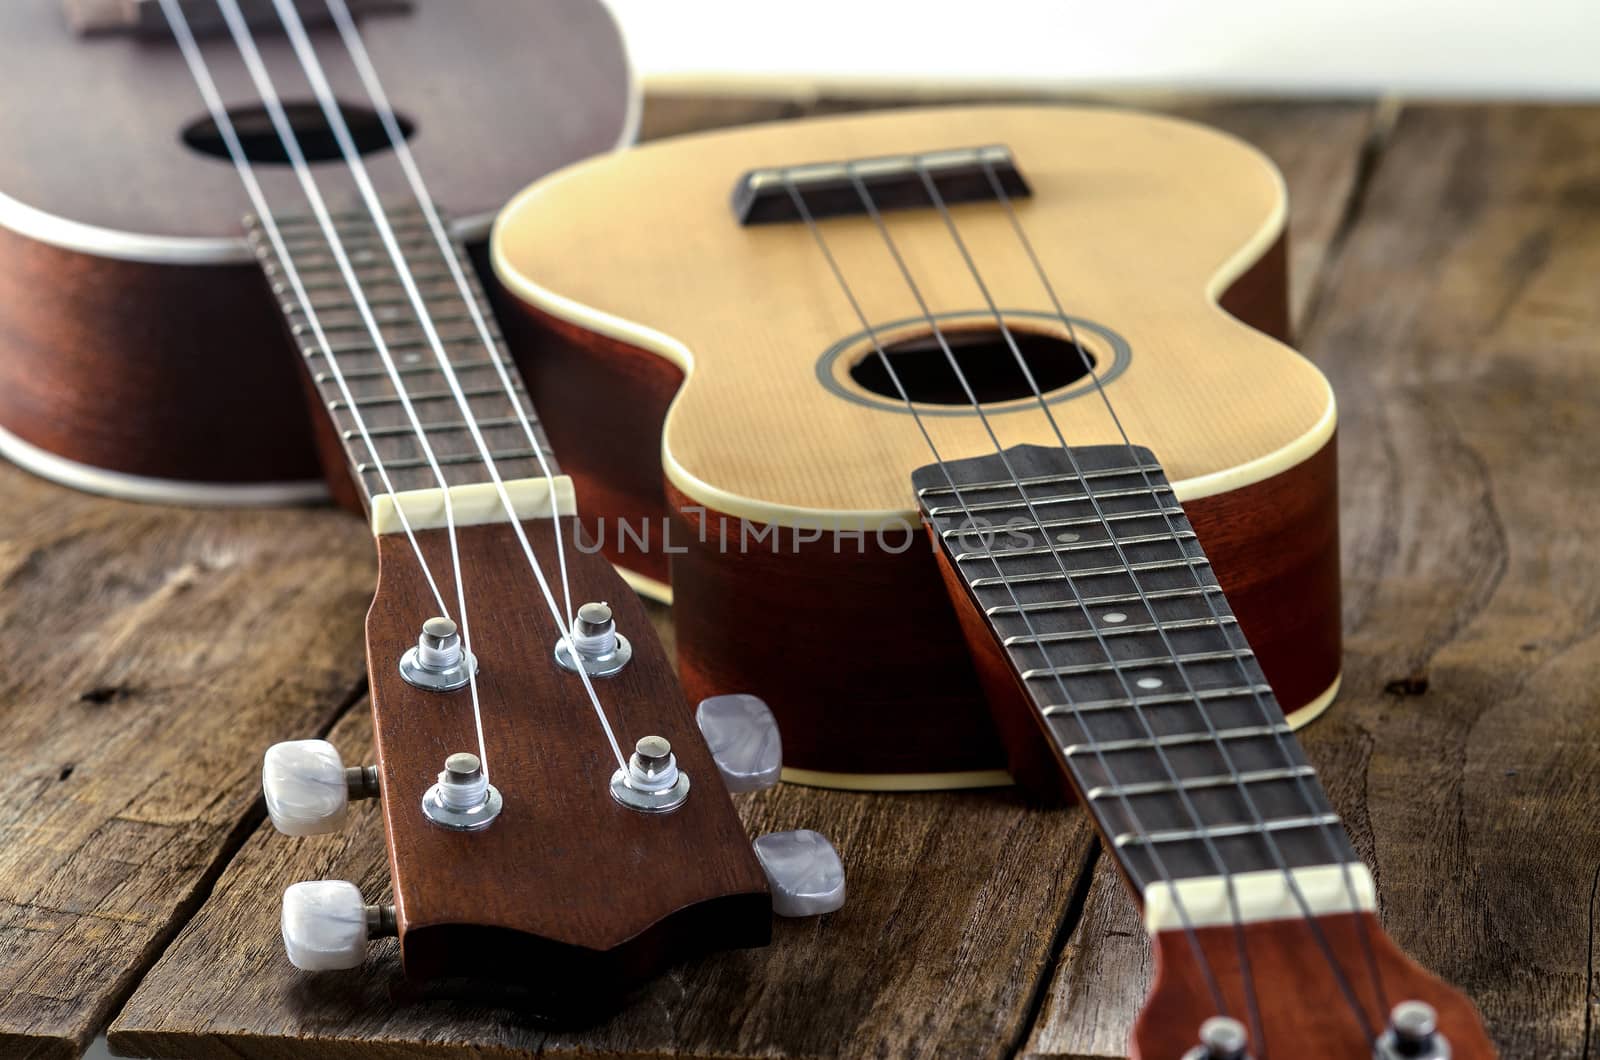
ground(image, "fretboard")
xmin=914 ymin=445 xmax=1357 ymax=895
xmin=247 ymin=206 xmax=556 ymax=511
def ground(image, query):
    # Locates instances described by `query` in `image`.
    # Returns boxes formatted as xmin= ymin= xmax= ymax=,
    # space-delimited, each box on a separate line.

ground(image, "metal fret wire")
xmin=835 ymin=166 xmax=1271 ymax=1045
xmin=199 ymin=0 xmax=500 ymax=776
xmin=972 ymin=158 xmax=1391 ymax=1032
xmin=152 ymin=3 xmax=449 ymax=630
xmin=266 ymin=0 xmax=628 ymax=770
xmin=779 ymin=175 xmax=1233 ymax=1021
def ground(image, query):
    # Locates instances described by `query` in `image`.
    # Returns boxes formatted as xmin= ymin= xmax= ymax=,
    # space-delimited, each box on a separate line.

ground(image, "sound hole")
xmin=850 ymin=328 xmax=1095 ymax=406
xmin=182 ymin=101 xmax=415 ymax=164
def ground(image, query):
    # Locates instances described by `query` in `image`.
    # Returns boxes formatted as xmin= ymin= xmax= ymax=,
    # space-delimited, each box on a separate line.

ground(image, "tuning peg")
xmin=696 ymin=694 xmax=782 ymax=793
xmin=262 ymin=739 xmax=379 ymax=836
xmin=280 ymin=880 xmax=395 ymax=971
xmin=754 ymin=829 xmax=846 ymax=917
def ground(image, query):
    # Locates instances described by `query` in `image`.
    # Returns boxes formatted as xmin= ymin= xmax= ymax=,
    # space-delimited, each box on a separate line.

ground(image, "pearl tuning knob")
xmin=754 ymin=829 xmax=846 ymax=917
xmin=280 ymin=880 xmax=395 ymax=971
xmin=696 ymin=694 xmax=844 ymax=917
xmin=262 ymin=739 xmax=378 ymax=836
xmin=696 ymin=693 xmax=783 ymax=793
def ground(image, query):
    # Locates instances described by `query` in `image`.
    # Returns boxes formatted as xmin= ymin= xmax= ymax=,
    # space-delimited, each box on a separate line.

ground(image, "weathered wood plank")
xmin=0 ymin=469 xmax=373 ymax=1059
xmin=1024 ymin=102 xmax=1600 ymax=1059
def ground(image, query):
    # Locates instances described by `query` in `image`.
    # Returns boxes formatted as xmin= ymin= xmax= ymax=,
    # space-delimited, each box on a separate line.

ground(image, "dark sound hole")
xmin=850 ymin=328 xmax=1094 ymax=406
xmin=182 ymin=101 xmax=414 ymax=164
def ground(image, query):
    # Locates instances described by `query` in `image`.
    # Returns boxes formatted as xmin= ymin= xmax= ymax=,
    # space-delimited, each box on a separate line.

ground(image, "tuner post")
xmin=1181 ymin=1016 xmax=1251 ymax=1060
xmin=1377 ymin=1001 xmax=1451 ymax=1059
xmin=610 ymin=735 xmax=691 ymax=812
xmin=554 ymin=601 xmax=633 ymax=677
xmin=399 ymin=616 xmax=478 ymax=692
xmin=421 ymin=751 xmax=503 ymax=830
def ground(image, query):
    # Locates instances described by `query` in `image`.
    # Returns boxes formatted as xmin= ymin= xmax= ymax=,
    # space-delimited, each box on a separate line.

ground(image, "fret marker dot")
xmin=1056 ymin=531 xmax=1081 ymax=543
xmin=1102 ymin=611 xmax=1128 ymax=624
xmin=1137 ymin=677 xmax=1163 ymax=690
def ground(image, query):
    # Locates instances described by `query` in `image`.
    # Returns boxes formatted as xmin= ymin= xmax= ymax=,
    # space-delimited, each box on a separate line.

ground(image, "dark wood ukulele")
xmin=0 ymin=0 xmax=841 ymax=1015
xmin=492 ymin=107 xmax=1497 ymax=1054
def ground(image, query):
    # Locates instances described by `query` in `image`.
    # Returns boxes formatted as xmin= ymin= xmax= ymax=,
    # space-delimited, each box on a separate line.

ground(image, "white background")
xmin=608 ymin=0 xmax=1600 ymax=99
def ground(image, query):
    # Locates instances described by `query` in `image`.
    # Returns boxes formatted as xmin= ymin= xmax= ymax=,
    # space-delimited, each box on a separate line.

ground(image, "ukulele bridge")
xmin=733 ymin=144 xmax=1030 ymax=225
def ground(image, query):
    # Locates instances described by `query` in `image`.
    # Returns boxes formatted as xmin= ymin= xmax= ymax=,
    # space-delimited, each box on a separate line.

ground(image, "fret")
xmin=299 ymin=328 xmax=489 ymax=358
xmin=1004 ymin=614 xmax=1236 ymax=648
xmin=969 ymin=555 xmax=1209 ymax=588
xmin=953 ymin=529 xmax=1195 ymax=562
xmin=1041 ymin=683 xmax=1275 ymax=718
xmin=1062 ymin=722 xmax=1290 ymax=757
xmin=314 ymin=358 xmax=508 ymax=384
xmin=915 ymin=461 xmax=1165 ymax=498
xmin=941 ymin=507 xmax=1189 ymax=540
xmin=293 ymin=309 xmax=476 ymax=336
xmin=984 ymin=584 xmax=1226 ymax=618
xmin=327 ymin=386 xmax=513 ymax=411
xmin=342 ymin=417 xmax=529 ymax=440
xmin=913 ymin=442 xmax=1358 ymax=889
xmin=1113 ymin=813 xmax=1342 ymax=849
xmin=1086 ymin=764 xmax=1317 ymax=800
xmin=353 ymin=447 xmax=550 ymax=474
xmin=274 ymin=268 xmax=459 ymax=293
xmin=924 ymin=482 xmax=1173 ymax=518
xmin=1022 ymin=647 xmax=1253 ymax=682
xmin=265 ymin=208 xmax=436 ymax=234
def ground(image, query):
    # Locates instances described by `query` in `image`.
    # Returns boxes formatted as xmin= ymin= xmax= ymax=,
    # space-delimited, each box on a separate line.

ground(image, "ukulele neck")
xmin=247 ymin=206 xmax=559 ymax=519
xmin=914 ymin=444 xmax=1372 ymax=928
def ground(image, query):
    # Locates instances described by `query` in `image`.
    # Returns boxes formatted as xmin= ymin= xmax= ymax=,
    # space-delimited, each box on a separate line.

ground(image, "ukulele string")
xmin=204 ymin=0 xmax=494 ymax=778
xmin=834 ymin=163 xmax=1274 ymax=1050
xmin=321 ymin=0 xmax=587 ymax=687
xmin=152 ymin=0 xmax=448 ymax=621
xmin=780 ymin=174 xmax=1234 ymax=1022
xmin=266 ymin=0 xmax=628 ymax=770
xmin=971 ymin=157 xmax=1392 ymax=1034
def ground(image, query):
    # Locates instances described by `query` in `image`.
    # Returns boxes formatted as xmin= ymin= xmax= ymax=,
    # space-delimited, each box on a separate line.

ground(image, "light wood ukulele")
xmin=492 ymin=107 xmax=1497 ymax=1056
xmin=0 ymin=0 xmax=842 ymax=1017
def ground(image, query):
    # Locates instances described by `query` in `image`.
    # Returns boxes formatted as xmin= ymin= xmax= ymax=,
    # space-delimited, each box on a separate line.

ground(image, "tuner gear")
xmin=262 ymin=739 xmax=377 ymax=836
xmin=554 ymin=600 xmax=633 ymax=677
xmin=696 ymin=694 xmax=783 ymax=793
xmin=610 ymin=735 xmax=691 ymax=812
xmin=753 ymin=829 xmax=846 ymax=917
xmin=280 ymin=880 xmax=395 ymax=971
xmin=1377 ymin=1001 xmax=1451 ymax=1059
xmin=399 ymin=615 xmax=477 ymax=691
xmin=421 ymin=751 xmax=502 ymax=830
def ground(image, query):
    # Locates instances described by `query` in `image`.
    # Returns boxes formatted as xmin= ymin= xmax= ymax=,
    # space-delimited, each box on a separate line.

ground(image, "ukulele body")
xmin=0 ymin=0 xmax=636 ymax=503
xmin=492 ymin=105 xmax=1341 ymax=789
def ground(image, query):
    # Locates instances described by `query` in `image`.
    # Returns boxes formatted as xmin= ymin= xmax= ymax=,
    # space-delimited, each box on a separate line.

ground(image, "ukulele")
xmin=0 ymin=0 xmax=842 ymax=1013
xmin=491 ymin=107 xmax=1496 ymax=1055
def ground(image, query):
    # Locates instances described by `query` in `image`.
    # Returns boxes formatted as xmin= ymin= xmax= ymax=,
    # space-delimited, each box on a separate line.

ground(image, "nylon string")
xmin=265 ymin=0 xmax=628 ymax=770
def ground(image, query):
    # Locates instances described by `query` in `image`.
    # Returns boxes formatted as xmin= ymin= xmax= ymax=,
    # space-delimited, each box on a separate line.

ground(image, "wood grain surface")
xmin=2 ymin=94 xmax=1584 ymax=1060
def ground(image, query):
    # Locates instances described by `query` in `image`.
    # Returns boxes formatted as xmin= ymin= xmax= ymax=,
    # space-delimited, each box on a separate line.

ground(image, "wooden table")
xmin=0 ymin=95 xmax=1593 ymax=1059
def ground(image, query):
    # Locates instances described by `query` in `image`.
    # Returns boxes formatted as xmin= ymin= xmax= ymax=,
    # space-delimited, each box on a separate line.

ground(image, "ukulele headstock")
xmin=262 ymin=509 xmax=844 ymax=1015
xmin=1134 ymin=912 xmax=1494 ymax=1058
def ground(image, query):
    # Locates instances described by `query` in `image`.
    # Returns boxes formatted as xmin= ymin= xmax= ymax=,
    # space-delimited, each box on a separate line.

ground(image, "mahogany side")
xmin=1134 ymin=913 xmax=1494 ymax=1059
xmin=369 ymin=520 xmax=770 ymax=1014
xmin=0 ymin=224 xmax=323 ymax=485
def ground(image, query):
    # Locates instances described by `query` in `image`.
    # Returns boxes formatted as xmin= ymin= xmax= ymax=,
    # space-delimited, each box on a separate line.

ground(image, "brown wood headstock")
xmin=1135 ymin=913 xmax=1494 ymax=1059
xmin=362 ymin=518 xmax=771 ymax=1011
xmin=261 ymin=513 xmax=773 ymax=1018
